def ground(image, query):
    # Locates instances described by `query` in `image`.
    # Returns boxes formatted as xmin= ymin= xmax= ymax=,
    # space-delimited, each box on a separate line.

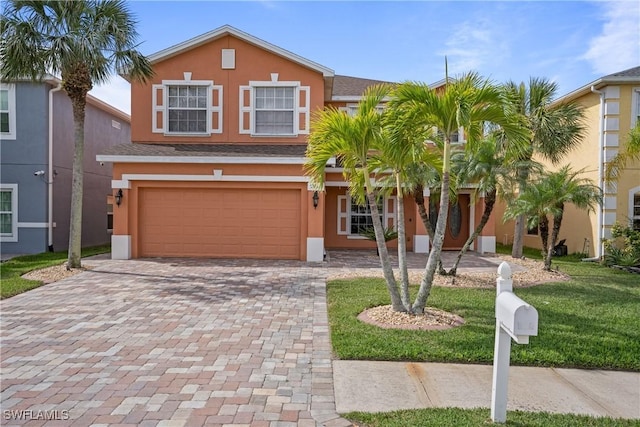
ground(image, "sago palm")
xmin=1 ymin=0 xmax=153 ymax=268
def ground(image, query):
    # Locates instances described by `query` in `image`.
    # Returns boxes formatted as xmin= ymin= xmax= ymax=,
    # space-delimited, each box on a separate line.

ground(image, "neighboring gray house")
xmin=1 ymin=77 xmax=130 ymax=256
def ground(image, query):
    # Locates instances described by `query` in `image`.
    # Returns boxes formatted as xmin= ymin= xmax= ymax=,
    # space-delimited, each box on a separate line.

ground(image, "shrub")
xmin=602 ymin=222 xmax=640 ymax=267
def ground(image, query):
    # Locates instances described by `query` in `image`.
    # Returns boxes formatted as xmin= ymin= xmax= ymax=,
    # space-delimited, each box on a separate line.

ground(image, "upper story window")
xmin=167 ymin=85 xmax=208 ymax=133
xmin=0 ymin=83 xmax=17 ymax=140
xmin=0 ymin=184 xmax=18 ymax=242
xmin=151 ymin=77 xmax=223 ymax=135
xmin=239 ymin=78 xmax=309 ymax=136
xmin=632 ymin=88 xmax=640 ymax=127
xmin=255 ymin=87 xmax=295 ymax=135
xmin=340 ymin=103 xmax=385 ymax=117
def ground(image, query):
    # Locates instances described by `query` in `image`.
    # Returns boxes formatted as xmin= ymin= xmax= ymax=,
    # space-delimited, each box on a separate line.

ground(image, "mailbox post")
xmin=491 ymin=262 xmax=538 ymax=423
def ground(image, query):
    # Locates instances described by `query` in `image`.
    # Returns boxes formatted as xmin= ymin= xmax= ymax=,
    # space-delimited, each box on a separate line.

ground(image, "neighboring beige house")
xmin=495 ymin=66 xmax=640 ymax=258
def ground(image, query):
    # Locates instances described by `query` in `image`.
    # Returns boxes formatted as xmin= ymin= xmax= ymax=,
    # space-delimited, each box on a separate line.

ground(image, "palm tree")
xmin=502 ymin=78 xmax=586 ymax=259
xmin=442 ymin=136 xmax=534 ymax=276
xmin=369 ymin=104 xmax=442 ymax=309
xmin=605 ymin=121 xmax=640 ymax=184
xmin=305 ymin=84 xmax=406 ymax=312
xmin=391 ymin=73 xmax=529 ymax=313
xmin=505 ymin=166 xmax=602 ymax=270
xmin=1 ymin=0 xmax=153 ymax=268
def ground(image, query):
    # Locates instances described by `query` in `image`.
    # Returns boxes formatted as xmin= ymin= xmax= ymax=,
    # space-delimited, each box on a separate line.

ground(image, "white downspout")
xmin=590 ymin=85 xmax=605 ymax=259
xmin=48 ymin=83 xmax=63 ymax=251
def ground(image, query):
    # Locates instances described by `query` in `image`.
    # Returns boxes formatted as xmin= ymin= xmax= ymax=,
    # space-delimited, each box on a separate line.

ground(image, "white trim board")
xmin=96 ymin=155 xmax=307 ymax=164
xmin=113 ymin=173 xmax=309 ymax=188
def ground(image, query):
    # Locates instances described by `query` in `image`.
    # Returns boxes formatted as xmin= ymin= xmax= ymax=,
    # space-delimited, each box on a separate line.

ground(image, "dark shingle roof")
xmin=99 ymin=143 xmax=307 ymax=158
xmin=603 ymin=66 xmax=640 ymax=78
xmin=332 ymin=75 xmax=395 ymax=97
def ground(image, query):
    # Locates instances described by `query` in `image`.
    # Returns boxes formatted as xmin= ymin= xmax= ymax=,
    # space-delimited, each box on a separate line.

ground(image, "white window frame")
xmin=632 ymin=87 xmax=640 ymax=128
xmin=239 ymin=80 xmax=309 ymax=136
xmin=630 ymin=186 xmax=640 ymax=231
xmin=337 ymin=194 xmax=397 ymax=238
xmin=0 ymin=83 xmax=17 ymax=140
xmin=151 ymin=79 xmax=223 ymax=136
xmin=0 ymin=184 xmax=18 ymax=242
xmin=339 ymin=103 xmax=386 ymax=117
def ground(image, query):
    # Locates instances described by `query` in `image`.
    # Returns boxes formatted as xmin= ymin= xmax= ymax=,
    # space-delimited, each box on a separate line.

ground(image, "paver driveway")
xmin=1 ymin=258 xmax=349 ymax=427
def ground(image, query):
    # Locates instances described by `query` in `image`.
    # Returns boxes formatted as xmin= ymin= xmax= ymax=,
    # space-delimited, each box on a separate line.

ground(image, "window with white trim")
xmin=337 ymin=194 xmax=396 ymax=236
xmin=632 ymin=88 xmax=640 ymax=127
xmin=239 ymin=81 xmax=309 ymax=136
xmin=0 ymin=83 xmax=16 ymax=139
xmin=255 ymin=87 xmax=295 ymax=134
xmin=0 ymin=185 xmax=17 ymax=241
xmin=339 ymin=103 xmax=385 ymax=117
xmin=633 ymin=192 xmax=640 ymax=231
xmin=151 ymin=79 xmax=222 ymax=135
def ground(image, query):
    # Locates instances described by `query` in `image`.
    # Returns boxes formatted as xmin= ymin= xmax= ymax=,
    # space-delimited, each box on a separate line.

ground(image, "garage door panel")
xmin=139 ymin=188 xmax=301 ymax=259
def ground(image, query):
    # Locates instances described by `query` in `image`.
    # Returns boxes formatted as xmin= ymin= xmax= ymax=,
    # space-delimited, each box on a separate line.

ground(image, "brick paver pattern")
xmin=1 ymin=258 xmax=350 ymax=427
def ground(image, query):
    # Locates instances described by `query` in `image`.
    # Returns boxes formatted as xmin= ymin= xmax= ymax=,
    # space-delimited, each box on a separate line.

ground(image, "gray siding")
xmin=1 ymin=81 xmax=131 ymax=256
xmin=0 ymin=83 xmax=49 ymax=255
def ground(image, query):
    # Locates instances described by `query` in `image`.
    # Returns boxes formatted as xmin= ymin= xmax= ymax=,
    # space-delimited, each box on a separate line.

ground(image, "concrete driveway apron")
xmin=0 ymin=258 xmax=350 ymax=427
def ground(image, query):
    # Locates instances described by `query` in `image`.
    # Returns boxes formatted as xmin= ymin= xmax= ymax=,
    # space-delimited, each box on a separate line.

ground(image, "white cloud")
xmin=583 ymin=1 xmax=640 ymax=75
xmin=439 ymin=19 xmax=509 ymax=75
xmin=89 ymin=76 xmax=131 ymax=115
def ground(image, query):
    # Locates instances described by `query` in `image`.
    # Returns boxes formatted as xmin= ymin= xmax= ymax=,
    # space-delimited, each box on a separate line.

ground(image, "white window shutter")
xmin=210 ymin=85 xmax=223 ymax=134
xmin=385 ymin=196 xmax=397 ymax=229
xmin=239 ymin=85 xmax=252 ymax=134
xmin=152 ymin=84 xmax=165 ymax=133
xmin=298 ymin=86 xmax=310 ymax=134
xmin=337 ymin=195 xmax=349 ymax=235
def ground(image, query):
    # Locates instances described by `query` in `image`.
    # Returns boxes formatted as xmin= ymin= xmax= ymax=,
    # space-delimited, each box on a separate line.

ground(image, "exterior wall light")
xmin=115 ymin=189 xmax=123 ymax=207
xmin=313 ymin=191 xmax=319 ymax=209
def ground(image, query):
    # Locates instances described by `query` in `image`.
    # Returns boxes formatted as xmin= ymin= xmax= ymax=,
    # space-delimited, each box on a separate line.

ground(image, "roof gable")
xmin=555 ymin=65 xmax=640 ymax=103
xmin=147 ymin=25 xmax=334 ymax=77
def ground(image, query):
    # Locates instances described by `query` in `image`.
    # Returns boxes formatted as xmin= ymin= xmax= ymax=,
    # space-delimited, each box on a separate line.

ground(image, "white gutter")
xmin=48 ymin=83 xmax=63 ymax=251
xmin=590 ymin=85 xmax=605 ymax=259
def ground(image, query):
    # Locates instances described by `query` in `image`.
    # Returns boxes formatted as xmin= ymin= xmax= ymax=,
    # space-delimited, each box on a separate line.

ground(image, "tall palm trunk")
xmin=413 ymin=141 xmax=451 ymax=313
xmin=413 ymin=185 xmax=446 ymax=275
xmin=64 ymin=65 xmax=91 ymax=269
xmin=512 ymin=167 xmax=530 ymax=258
xmin=445 ymin=190 xmax=497 ymax=276
xmin=545 ymin=206 xmax=564 ymax=270
xmin=539 ymin=215 xmax=549 ymax=259
xmin=365 ymin=181 xmax=405 ymax=312
xmin=395 ymin=173 xmax=410 ymax=309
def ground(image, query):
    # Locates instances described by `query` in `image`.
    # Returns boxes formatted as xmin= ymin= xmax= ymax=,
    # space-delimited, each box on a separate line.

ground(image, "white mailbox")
xmin=491 ymin=261 xmax=540 ymax=423
xmin=496 ymin=292 xmax=538 ymax=344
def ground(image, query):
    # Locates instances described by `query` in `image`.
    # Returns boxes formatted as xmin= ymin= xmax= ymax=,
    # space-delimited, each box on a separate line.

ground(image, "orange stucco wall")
xmin=131 ymin=34 xmax=325 ymax=144
xmin=323 ymin=185 xmax=417 ymax=250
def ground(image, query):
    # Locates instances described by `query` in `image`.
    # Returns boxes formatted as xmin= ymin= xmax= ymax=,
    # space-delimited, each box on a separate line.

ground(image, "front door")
xmin=429 ymin=194 xmax=471 ymax=250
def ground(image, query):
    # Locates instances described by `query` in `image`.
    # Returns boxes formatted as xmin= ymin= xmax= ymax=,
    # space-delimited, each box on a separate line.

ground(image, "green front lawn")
xmin=346 ymin=407 xmax=637 ymax=427
xmin=328 ymin=259 xmax=640 ymax=371
xmin=0 ymin=245 xmax=110 ymax=299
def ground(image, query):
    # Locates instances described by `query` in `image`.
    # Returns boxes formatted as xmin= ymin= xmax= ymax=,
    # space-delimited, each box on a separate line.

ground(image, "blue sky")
xmin=90 ymin=1 xmax=640 ymax=115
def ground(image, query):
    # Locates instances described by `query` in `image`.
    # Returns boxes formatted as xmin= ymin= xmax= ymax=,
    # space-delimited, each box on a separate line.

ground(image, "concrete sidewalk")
xmin=333 ymin=361 xmax=640 ymax=419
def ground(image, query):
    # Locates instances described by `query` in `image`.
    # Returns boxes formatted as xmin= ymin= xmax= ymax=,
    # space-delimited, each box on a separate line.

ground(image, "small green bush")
xmin=602 ymin=222 xmax=640 ymax=267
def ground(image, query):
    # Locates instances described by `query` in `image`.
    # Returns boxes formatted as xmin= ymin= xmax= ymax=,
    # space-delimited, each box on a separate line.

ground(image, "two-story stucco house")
xmin=495 ymin=66 xmax=640 ymax=258
xmin=0 ymin=77 xmax=131 ymax=257
xmin=97 ymin=25 xmax=497 ymax=261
